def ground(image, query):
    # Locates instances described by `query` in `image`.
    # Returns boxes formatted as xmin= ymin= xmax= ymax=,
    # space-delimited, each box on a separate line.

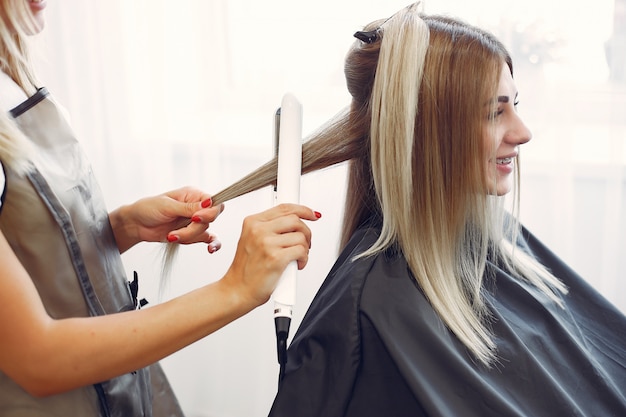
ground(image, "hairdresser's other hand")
xmin=109 ymin=186 xmax=225 ymax=254
xmin=222 ymin=204 xmax=321 ymax=308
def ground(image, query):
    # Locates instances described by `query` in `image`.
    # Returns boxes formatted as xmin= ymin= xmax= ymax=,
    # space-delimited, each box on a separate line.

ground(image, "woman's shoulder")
xmin=322 ymin=227 xmax=384 ymax=293
xmin=293 ymin=228 xmax=383 ymax=328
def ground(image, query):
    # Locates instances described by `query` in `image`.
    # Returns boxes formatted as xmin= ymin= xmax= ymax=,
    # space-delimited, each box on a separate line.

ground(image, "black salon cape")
xmin=268 ymin=227 xmax=626 ymax=417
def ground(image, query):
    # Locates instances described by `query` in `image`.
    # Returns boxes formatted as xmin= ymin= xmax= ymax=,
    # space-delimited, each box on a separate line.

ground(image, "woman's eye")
xmin=488 ymin=109 xmax=504 ymax=120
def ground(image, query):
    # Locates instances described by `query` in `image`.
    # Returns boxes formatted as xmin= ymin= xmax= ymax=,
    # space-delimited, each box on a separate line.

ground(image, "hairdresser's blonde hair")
xmin=170 ymin=4 xmax=566 ymax=365
xmin=0 ymin=0 xmax=39 ymax=174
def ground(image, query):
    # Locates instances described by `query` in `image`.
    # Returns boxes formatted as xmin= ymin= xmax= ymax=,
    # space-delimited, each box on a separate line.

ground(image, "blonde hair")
xmin=0 ymin=0 xmax=40 ymax=174
xmin=167 ymin=5 xmax=567 ymax=365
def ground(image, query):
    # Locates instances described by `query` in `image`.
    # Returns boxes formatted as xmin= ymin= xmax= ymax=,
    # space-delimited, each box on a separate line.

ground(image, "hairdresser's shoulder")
xmin=0 ymin=71 xmax=29 ymax=112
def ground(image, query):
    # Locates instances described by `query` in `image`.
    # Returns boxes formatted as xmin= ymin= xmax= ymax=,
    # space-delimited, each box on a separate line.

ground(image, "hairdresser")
xmin=0 ymin=1 xmax=320 ymax=416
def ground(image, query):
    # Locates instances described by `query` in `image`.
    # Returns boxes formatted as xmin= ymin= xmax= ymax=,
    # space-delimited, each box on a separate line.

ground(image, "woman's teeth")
xmin=496 ymin=157 xmax=512 ymax=165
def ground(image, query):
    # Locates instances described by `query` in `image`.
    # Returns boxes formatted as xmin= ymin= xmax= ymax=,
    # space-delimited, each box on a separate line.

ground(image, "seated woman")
xmin=212 ymin=4 xmax=626 ymax=416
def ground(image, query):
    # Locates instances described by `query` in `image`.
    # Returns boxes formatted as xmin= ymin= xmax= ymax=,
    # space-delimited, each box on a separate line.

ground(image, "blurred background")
xmin=33 ymin=1 xmax=624 ymax=416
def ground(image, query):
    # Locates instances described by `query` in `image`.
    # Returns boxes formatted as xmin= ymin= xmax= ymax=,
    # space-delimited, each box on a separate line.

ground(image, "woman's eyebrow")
xmin=497 ymin=91 xmax=520 ymax=103
xmin=484 ymin=92 xmax=518 ymax=107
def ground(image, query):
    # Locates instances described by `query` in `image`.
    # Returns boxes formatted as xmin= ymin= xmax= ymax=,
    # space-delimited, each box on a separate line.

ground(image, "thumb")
xmin=165 ymin=198 xmax=202 ymax=219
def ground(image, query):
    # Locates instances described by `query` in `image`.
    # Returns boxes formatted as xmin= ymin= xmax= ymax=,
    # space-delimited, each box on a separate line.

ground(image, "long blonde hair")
xmin=168 ymin=5 xmax=567 ymax=365
xmin=0 ymin=0 xmax=40 ymax=174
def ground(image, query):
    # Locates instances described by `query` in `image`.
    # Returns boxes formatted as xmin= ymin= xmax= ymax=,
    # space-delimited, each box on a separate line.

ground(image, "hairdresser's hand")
xmin=109 ymin=186 xmax=225 ymax=254
xmin=221 ymin=204 xmax=321 ymax=308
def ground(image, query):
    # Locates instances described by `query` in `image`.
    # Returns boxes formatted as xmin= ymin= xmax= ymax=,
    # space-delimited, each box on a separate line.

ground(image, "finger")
xmin=240 ymin=217 xmax=312 ymax=253
xmin=165 ymin=187 xmax=212 ymax=207
xmin=278 ymin=241 xmax=310 ymax=271
xmin=261 ymin=227 xmax=310 ymax=248
xmin=265 ymin=230 xmax=311 ymax=264
xmin=164 ymin=190 xmax=215 ymax=219
xmin=190 ymin=203 xmax=225 ymax=224
xmin=169 ymin=221 xmax=213 ymax=245
xmin=296 ymin=254 xmax=310 ymax=270
xmin=254 ymin=204 xmax=321 ymax=223
xmin=268 ymin=215 xmax=313 ymax=248
xmin=207 ymin=234 xmax=222 ymax=253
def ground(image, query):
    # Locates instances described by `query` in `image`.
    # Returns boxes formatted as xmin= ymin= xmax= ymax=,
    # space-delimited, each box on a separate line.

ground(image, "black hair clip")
xmin=353 ymin=29 xmax=379 ymax=44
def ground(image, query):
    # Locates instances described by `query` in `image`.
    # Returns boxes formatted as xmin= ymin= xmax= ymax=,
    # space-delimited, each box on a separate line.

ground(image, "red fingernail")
xmin=201 ymin=198 xmax=212 ymax=208
xmin=167 ymin=235 xmax=179 ymax=243
xmin=191 ymin=215 xmax=202 ymax=223
xmin=314 ymin=211 xmax=322 ymax=218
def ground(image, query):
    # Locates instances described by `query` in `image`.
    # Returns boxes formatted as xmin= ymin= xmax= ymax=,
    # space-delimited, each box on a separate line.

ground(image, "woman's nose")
xmin=505 ymin=113 xmax=532 ymax=145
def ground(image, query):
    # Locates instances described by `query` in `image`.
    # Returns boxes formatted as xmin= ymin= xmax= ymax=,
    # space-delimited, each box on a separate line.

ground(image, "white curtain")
xmin=35 ymin=1 xmax=625 ymax=416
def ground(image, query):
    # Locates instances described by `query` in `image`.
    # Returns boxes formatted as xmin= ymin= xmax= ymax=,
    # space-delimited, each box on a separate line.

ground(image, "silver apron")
xmin=0 ymin=88 xmax=184 ymax=417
